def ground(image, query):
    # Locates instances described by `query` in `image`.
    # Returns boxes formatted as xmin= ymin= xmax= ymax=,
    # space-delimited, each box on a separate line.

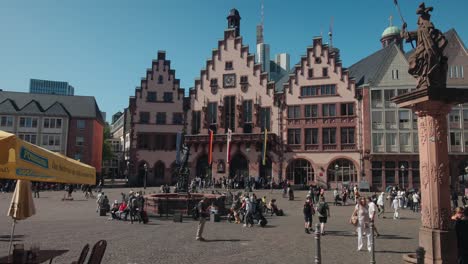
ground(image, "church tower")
xmin=380 ymin=16 xmax=403 ymax=50
xmin=227 ymin=8 xmax=241 ymax=37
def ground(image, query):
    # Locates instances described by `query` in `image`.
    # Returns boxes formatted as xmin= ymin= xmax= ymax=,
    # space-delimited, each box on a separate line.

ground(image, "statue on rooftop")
xmin=401 ymin=2 xmax=448 ymax=90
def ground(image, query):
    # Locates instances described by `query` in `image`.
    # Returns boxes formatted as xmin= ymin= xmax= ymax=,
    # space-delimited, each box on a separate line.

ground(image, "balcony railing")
xmin=387 ymin=145 xmax=399 ymax=152
xmin=372 ymin=122 xmax=384 ymax=129
xmin=305 ymin=144 xmax=319 ymax=151
xmin=323 ymin=144 xmax=337 ymax=151
xmin=342 ymin=144 xmax=356 ymax=150
xmin=400 ymin=145 xmax=413 ymax=152
xmin=449 ymin=121 xmax=461 ymax=129
xmin=450 ymin=145 xmax=462 ymax=153
xmin=373 ymin=146 xmax=385 ymax=152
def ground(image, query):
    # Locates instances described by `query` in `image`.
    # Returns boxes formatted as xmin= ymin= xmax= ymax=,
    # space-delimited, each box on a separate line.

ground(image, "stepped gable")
xmin=133 ymin=50 xmax=184 ymax=102
xmin=283 ymin=36 xmax=355 ymax=94
xmin=190 ymin=28 xmax=275 ymax=98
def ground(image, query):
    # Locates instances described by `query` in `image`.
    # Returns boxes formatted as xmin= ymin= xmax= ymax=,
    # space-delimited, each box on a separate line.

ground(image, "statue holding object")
xmin=401 ymin=2 xmax=448 ymax=90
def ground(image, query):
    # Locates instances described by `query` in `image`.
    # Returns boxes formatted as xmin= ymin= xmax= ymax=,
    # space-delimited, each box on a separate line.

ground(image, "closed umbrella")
xmin=7 ymin=180 xmax=36 ymax=255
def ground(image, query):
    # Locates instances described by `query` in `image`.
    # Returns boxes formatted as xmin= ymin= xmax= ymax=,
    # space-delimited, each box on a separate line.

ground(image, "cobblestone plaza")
xmin=0 ymin=188 xmax=420 ymax=263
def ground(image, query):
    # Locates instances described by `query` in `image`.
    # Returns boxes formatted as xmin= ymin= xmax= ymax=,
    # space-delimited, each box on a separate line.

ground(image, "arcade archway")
xmin=195 ymin=154 xmax=209 ymax=179
xmin=154 ymin=161 xmax=165 ymax=185
xmin=230 ymin=152 xmax=249 ymax=180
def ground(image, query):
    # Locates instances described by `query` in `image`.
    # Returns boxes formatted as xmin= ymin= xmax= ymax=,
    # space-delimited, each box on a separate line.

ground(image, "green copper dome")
xmin=381 ymin=26 xmax=400 ymax=37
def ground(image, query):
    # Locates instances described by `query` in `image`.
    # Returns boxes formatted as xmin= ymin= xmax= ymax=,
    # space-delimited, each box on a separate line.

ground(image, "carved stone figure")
xmin=401 ymin=2 xmax=448 ymax=90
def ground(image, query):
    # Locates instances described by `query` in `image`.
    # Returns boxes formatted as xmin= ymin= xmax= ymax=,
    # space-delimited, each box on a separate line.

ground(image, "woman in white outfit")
xmin=392 ymin=197 xmax=400 ymax=219
xmin=352 ymin=197 xmax=371 ymax=252
xmin=377 ymin=192 xmax=385 ymax=218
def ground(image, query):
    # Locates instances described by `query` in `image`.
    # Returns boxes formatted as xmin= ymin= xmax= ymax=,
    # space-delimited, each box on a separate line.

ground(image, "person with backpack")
xmin=303 ymin=198 xmax=314 ymax=234
xmin=316 ymin=196 xmax=330 ymax=235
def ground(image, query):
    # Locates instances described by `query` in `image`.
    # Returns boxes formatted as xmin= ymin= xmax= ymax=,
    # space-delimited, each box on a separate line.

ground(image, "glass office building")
xmin=29 ymin=79 xmax=75 ymax=96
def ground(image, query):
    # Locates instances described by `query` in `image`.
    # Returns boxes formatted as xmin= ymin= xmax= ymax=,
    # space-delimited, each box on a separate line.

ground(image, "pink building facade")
xmin=129 ymin=51 xmax=185 ymax=186
xmin=283 ymin=37 xmax=361 ymax=188
xmin=185 ymin=9 xmax=282 ymax=184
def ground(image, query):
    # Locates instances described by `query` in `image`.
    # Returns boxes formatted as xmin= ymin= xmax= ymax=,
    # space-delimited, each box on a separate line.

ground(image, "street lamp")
xmin=335 ymin=164 xmax=339 ymax=189
xmin=400 ymin=164 xmax=406 ymax=190
xmin=143 ymin=163 xmax=148 ymax=189
xmin=125 ymin=161 xmax=130 ymax=182
xmin=464 ymin=165 xmax=468 ymax=184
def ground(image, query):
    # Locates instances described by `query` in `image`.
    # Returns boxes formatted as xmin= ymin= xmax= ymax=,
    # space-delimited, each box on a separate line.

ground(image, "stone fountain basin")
xmin=145 ymin=193 xmax=226 ymax=217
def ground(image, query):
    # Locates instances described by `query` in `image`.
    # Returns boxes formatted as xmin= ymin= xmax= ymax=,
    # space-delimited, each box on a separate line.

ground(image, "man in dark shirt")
xmin=456 ymin=209 xmax=468 ymax=264
xmin=196 ymin=198 xmax=208 ymax=241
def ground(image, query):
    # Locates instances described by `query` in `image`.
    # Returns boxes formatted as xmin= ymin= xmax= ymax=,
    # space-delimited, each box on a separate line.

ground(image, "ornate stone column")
xmin=414 ymin=101 xmax=456 ymax=264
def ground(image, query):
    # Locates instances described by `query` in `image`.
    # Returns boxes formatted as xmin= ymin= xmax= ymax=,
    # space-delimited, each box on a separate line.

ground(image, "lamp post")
xmin=335 ymin=164 xmax=339 ymax=189
xmin=126 ymin=161 xmax=130 ymax=182
xmin=143 ymin=163 xmax=148 ymax=189
xmin=464 ymin=166 xmax=468 ymax=184
xmin=400 ymin=164 xmax=406 ymax=190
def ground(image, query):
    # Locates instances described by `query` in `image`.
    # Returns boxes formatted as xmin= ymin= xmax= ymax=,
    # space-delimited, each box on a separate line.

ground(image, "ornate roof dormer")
xmin=227 ymin=8 xmax=241 ymax=37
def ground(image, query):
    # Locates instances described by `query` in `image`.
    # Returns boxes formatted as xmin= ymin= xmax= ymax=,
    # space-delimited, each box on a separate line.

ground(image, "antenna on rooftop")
xmin=256 ymin=0 xmax=265 ymax=44
xmin=328 ymin=16 xmax=334 ymax=50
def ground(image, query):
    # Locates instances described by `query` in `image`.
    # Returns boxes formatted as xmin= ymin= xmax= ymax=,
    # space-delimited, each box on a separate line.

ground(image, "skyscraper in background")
xmin=29 ymin=79 xmax=75 ymax=96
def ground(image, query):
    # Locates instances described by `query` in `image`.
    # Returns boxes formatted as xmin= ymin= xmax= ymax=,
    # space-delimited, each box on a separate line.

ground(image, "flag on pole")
xmin=262 ymin=128 xmax=268 ymax=166
xmin=226 ymin=129 xmax=232 ymax=164
xmin=208 ymin=129 xmax=214 ymax=165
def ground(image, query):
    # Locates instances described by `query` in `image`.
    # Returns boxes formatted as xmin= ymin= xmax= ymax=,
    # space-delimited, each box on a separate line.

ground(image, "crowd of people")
xmin=102 ymin=190 xmax=148 ymax=224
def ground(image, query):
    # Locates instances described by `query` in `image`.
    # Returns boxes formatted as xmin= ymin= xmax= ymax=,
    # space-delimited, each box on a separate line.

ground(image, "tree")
xmin=102 ymin=122 xmax=113 ymax=161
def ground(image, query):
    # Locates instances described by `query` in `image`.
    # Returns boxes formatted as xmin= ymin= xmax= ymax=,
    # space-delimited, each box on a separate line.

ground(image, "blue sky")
xmin=0 ymin=0 xmax=466 ymax=122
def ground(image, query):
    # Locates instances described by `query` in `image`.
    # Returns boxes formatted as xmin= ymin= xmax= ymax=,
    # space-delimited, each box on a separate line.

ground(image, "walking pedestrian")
xmin=244 ymin=197 xmax=254 ymax=227
xmin=333 ymin=188 xmax=340 ymax=206
xmin=196 ymin=198 xmax=209 ymax=241
xmin=352 ymin=197 xmax=371 ymax=252
xmin=33 ymin=182 xmax=40 ymax=198
xmin=96 ymin=192 xmax=104 ymax=213
xmin=412 ymin=192 xmax=420 ymax=213
xmin=377 ymin=192 xmax=385 ymax=218
xmin=368 ymin=197 xmax=380 ymax=237
xmin=316 ymin=196 xmax=330 ymax=235
xmin=303 ymin=198 xmax=313 ymax=234
xmin=392 ymin=197 xmax=400 ymax=219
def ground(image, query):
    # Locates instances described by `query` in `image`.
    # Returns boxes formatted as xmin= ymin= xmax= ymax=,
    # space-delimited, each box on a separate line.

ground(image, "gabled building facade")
xmin=185 ymin=9 xmax=281 ymax=184
xmin=350 ymin=25 xmax=468 ymax=191
xmin=128 ymin=51 xmax=186 ymax=186
xmin=283 ymin=37 xmax=360 ymax=188
xmin=0 ymin=91 xmax=104 ymax=175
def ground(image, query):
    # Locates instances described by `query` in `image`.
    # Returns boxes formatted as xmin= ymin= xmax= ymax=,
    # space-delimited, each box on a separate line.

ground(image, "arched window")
xmin=286 ymin=159 xmax=314 ymax=185
xmin=327 ymin=159 xmax=357 ymax=184
xmin=154 ymin=161 xmax=165 ymax=179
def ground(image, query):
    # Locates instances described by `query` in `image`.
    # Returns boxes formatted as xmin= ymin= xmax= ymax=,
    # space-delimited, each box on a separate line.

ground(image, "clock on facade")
xmin=241 ymin=84 xmax=248 ymax=93
xmin=223 ymin=74 xmax=236 ymax=88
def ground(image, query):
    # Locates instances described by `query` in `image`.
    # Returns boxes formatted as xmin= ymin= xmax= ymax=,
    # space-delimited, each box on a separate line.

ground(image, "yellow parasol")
xmin=0 ymin=130 xmax=95 ymax=184
xmin=7 ymin=180 xmax=36 ymax=255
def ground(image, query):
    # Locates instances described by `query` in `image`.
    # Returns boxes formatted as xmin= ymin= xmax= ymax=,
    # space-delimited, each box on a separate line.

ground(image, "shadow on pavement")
xmin=204 ymin=239 xmax=250 ymax=243
xmin=375 ymin=250 xmax=413 ymax=254
xmin=0 ymin=235 xmax=25 ymax=242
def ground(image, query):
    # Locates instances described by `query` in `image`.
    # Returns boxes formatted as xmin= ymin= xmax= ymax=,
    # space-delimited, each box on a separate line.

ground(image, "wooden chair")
xmin=71 ymin=244 xmax=90 ymax=264
xmin=87 ymin=240 xmax=107 ymax=264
